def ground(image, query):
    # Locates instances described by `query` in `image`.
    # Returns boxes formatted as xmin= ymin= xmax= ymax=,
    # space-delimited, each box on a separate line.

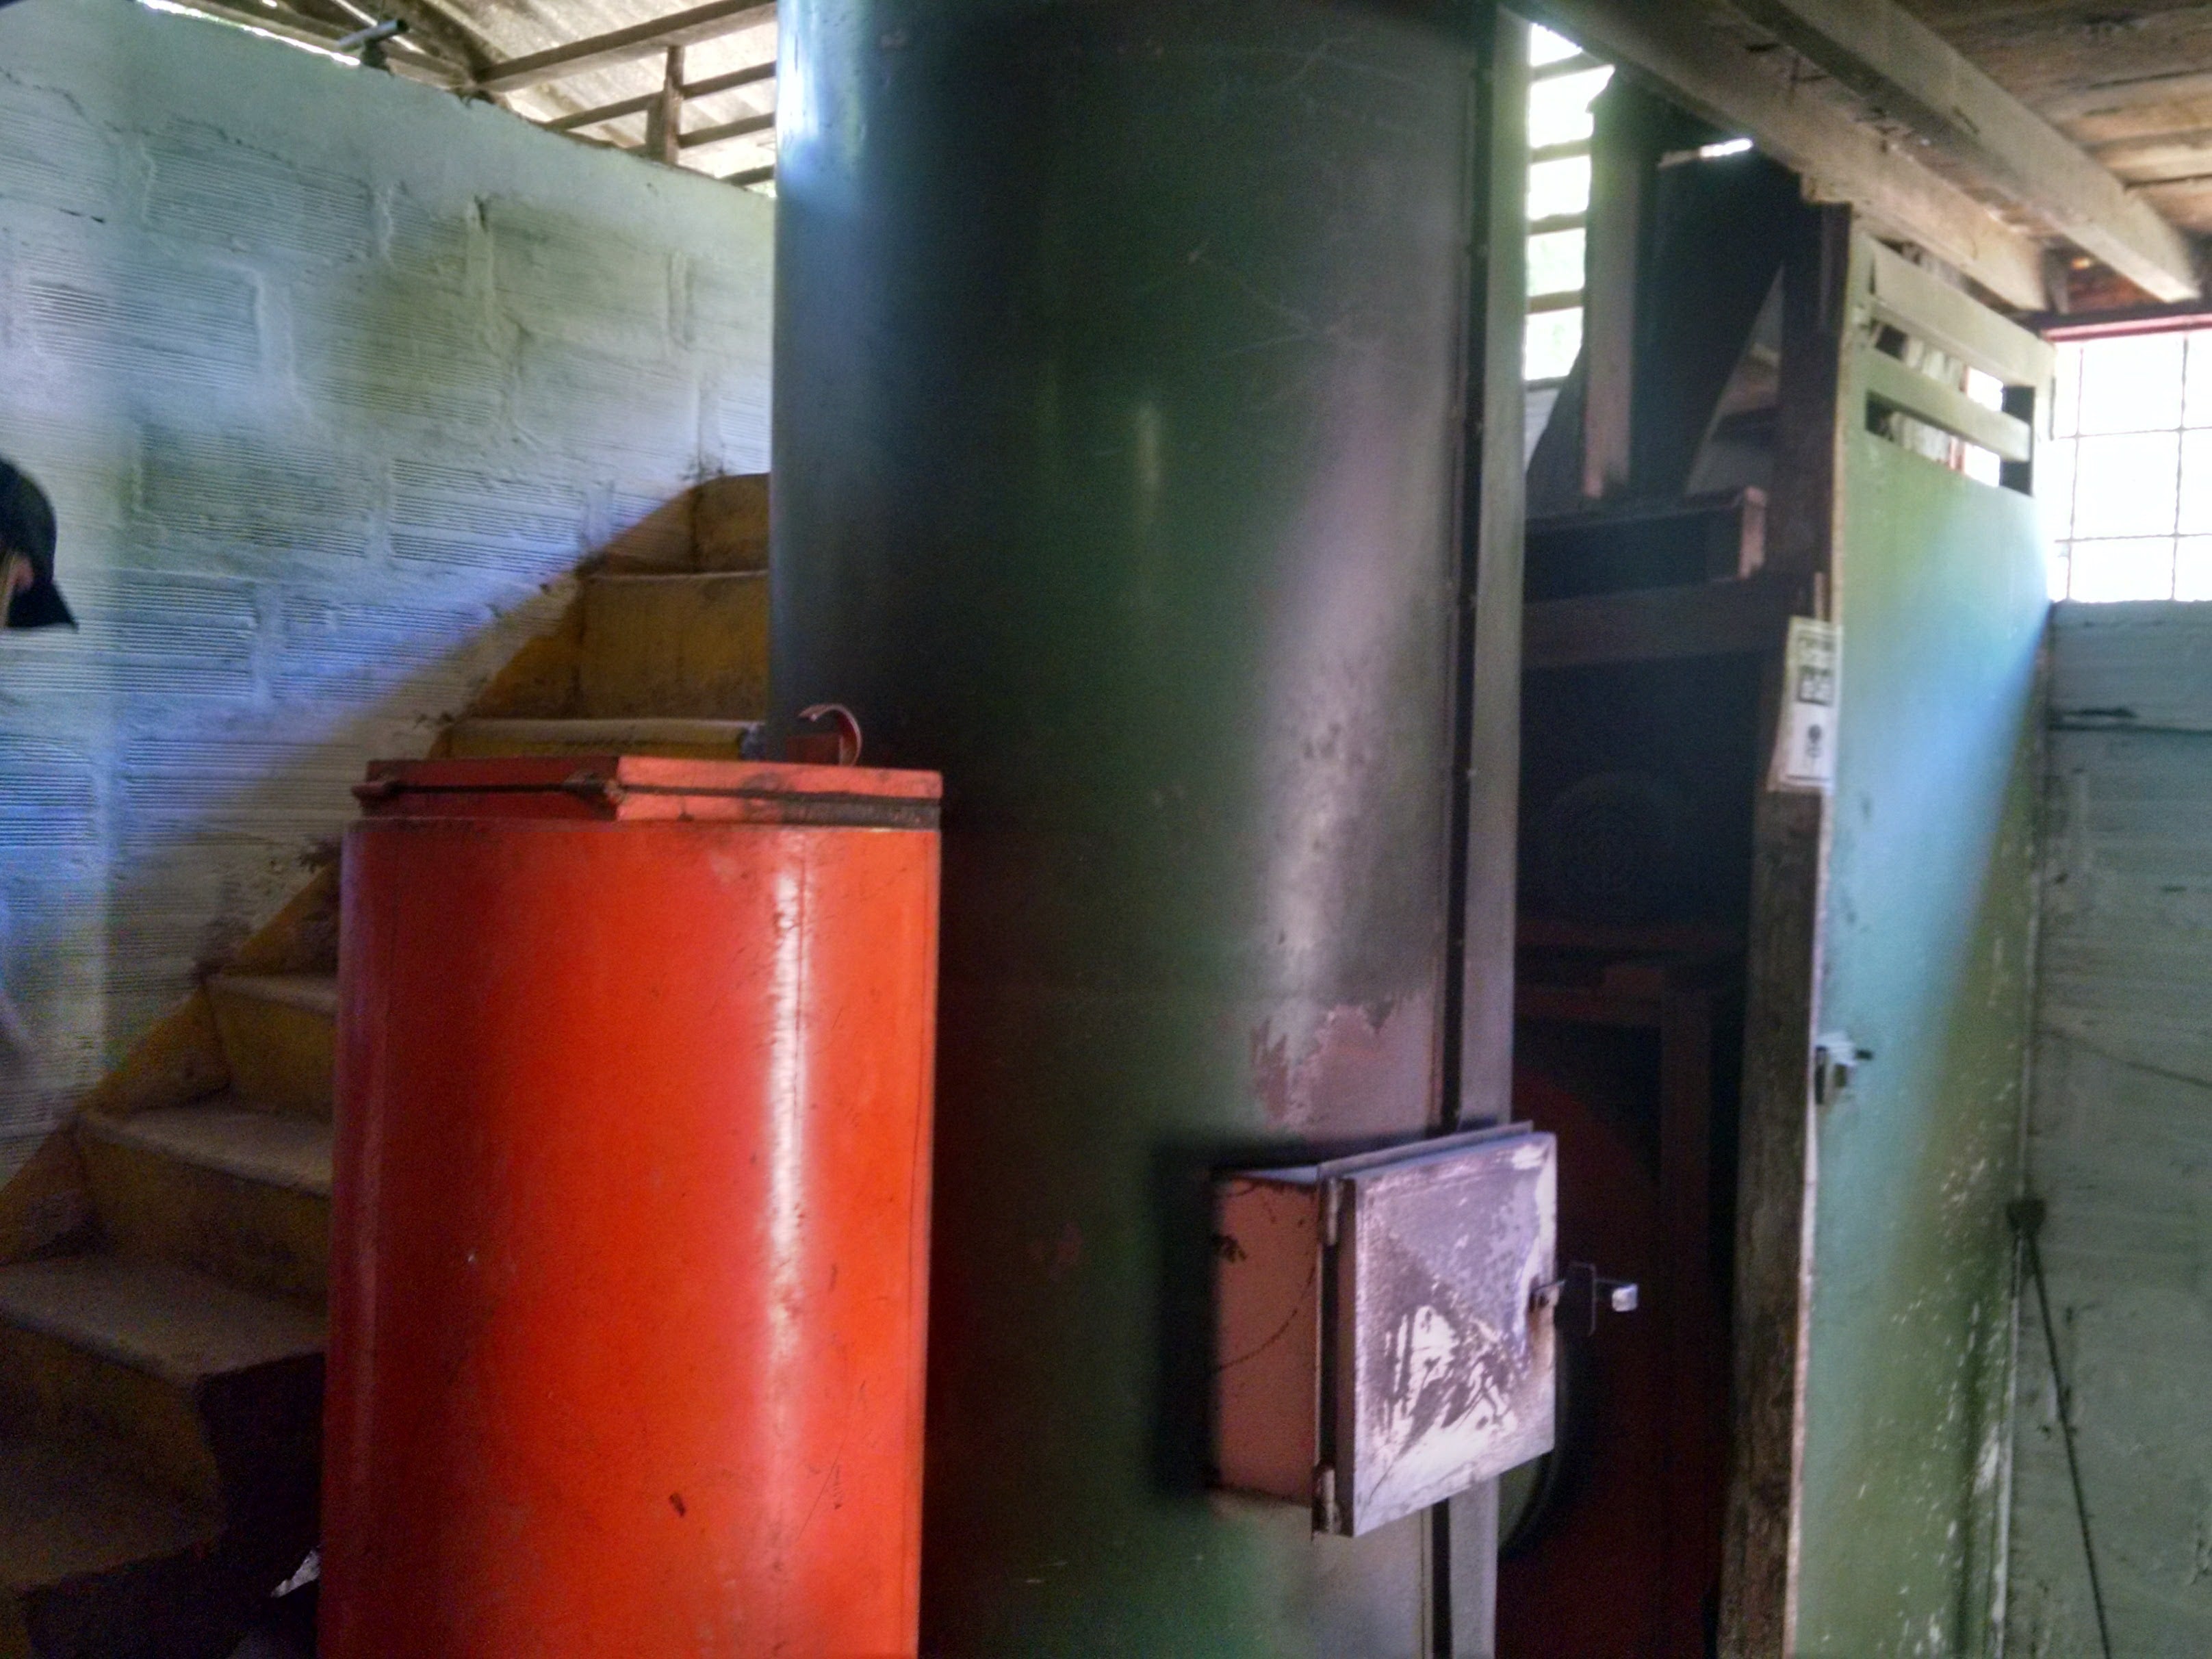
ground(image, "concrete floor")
xmin=227 ymin=1584 xmax=315 ymax=1659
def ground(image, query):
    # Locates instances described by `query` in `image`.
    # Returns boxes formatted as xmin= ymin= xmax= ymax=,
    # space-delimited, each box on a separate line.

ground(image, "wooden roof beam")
xmin=473 ymin=1 xmax=775 ymax=94
xmin=1719 ymin=0 xmax=2202 ymax=301
xmin=1522 ymin=0 xmax=2053 ymax=310
xmin=545 ymin=60 xmax=774 ymax=134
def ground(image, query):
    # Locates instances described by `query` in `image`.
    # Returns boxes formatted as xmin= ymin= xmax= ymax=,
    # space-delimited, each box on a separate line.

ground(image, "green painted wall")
xmin=1796 ymin=431 xmax=2047 ymax=1656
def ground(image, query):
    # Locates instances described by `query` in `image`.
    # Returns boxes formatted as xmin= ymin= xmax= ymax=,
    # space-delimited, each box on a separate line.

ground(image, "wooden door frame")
xmin=1718 ymin=207 xmax=2055 ymax=1656
xmin=1717 ymin=200 xmax=1849 ymax=1659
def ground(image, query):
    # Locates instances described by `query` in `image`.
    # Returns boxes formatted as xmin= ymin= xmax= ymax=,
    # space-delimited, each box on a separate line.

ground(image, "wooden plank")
xmin=683 ymin=60 xmax=777 ymax=100
xmin=1716 ymin=205 xmax=1855 ymax=1659
xmin=1721 ymin=0 xmax=2201 ymax=300
xmin=723 ymin=164 xmax=776 ymax=188
xmin=548 ymin=92 xmax=660 ymax=133
xmin=678 ymin=110 xmax=774 ymax=150
xmin=545 ymin=60 xmax=775 ymax=134
xmin=1451 ymin=5 xmax=1528 ymax=1139
xmin=643 ymin=46 xmax=685 ymax=166
xmin=2046 ymin=68 xmax=2212 ymax=123
xmin=1442 ymin=27 xmax=1528 ymax=1648
xmin=1797 ymin=276 xmax=2047 ymax=1659
xmin=1523 ymin=0 xmax=2048 ymax=308
xmin=1583 ymin=81 xmax=1670 ymax=500
xmin=1864 ymin=240 xmax=2055 ymax=390
xmin=1857 ymin=348 xmax=2033 ymax=462
xmin=1523 ymin=571 xmax=1797 ymax=669
xmin=473 ymin=0 xmax=775 ymax=94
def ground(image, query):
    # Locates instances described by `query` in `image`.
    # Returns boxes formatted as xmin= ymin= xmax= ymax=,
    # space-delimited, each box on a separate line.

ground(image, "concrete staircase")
xmin=0 ymin=476 xmax=770 ymax=1658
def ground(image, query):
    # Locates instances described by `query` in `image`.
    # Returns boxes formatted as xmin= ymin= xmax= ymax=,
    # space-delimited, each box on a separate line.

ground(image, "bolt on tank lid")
xmin=352 ymin=755 xmax=942 ymax=829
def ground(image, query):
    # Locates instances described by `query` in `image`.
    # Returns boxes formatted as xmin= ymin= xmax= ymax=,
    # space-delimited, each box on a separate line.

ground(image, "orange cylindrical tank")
xmin=320 ymin=756 xmax=940 ymax=1659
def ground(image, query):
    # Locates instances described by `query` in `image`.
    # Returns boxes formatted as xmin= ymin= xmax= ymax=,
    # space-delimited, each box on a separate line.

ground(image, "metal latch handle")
xmin=1532 ymin=1262 xmax=1641 ymax=1335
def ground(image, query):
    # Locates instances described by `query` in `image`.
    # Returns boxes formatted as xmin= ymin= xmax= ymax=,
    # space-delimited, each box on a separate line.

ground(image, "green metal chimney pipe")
xmin=771 ymin=4 xmax=1515 ymax=1651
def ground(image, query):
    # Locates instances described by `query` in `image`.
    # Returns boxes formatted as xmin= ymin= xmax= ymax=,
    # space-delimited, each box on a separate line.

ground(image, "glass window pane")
xmin=2176 ymin=537 xmax=2212 ymax=602
xmin=2048 ymin=546 xmax=2072 ymax=602
xmin=2078 ymin=331 xmax=2186 ymax=434
xmin=2187 ymin=331 xmax=2212 ymax=428
xmin=1530 ymin=25 xmax=1582 ymax=66
xmin=2181 ymin=430 xmax=2212 ymax=534
xmin=2068 ymin=538 xmax=2175 ymax=602
xmin=2072 ymin=431 xmax=2181 ymax=538
xmin=2037 ymin=437 xmax=2076 ymax=547
xmin=2051 ymin=343 xmax=2083 ymax=440
xmin=1526 ymin=307 xmax=1584 ymax=383
xmin=1530 ymin=67 xmax=1612 ymax=148
xmin=1528 ymin=229 xmax=1587 ymax=298
xmin=1529 ymin=155 xmax=1592 ymax=221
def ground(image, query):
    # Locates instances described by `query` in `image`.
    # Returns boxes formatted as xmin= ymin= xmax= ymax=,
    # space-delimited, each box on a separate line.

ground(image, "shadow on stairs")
xmin=0 ymin=474 xmax=770 ymax=1659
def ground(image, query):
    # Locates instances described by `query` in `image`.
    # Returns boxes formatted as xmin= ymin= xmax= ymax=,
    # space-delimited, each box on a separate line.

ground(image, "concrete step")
xmin=446 ymin=716 xmax=764 ymax=761
xmin=0 ymin=1256 xmax=324 ymax=1506
xmin=77 ymin=1103 xmax=331 ymax=1304
xmin=205 ymin=976 xmax=335 ymax=1121
xmin=576 ymin=570 xmax=767 ymax=721
xmin=0 ymin=1432 xmax=220 ymax=1619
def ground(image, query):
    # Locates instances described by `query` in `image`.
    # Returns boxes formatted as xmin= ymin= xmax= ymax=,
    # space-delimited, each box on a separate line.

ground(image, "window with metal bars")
xmin=2039 ymin=329 xmax=2212 ymax=602
xmin=1524 ymin=27 xmax=1610 ymax=388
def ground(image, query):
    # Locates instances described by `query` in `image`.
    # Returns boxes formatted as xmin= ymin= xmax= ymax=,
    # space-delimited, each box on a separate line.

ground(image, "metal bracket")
xmin=1534 ymin=1261 xmax=1640 ymax=1336
xmin=335 ymin=17 xmax=407 ymax=70
xmin=1814 ymin=1033 xmax=1874 ymax=1105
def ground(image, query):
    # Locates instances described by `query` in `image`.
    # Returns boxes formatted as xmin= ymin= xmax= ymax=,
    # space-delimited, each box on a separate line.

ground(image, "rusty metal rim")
xmin=354 ymin=773 xmax=942 ymax=829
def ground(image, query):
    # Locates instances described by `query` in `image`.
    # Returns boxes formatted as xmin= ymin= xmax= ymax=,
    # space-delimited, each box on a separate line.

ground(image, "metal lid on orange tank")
xmin=353 ymin=755 xmax=942 ymax=828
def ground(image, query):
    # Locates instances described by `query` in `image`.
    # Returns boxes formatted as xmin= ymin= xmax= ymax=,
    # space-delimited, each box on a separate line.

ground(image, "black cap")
xmin=0 ymin=461 xmax=74 ymax=631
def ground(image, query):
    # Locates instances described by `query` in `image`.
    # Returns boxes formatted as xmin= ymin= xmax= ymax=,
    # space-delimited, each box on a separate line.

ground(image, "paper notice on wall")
xmin=1769 ymin=617 xmax=1840 ymax=794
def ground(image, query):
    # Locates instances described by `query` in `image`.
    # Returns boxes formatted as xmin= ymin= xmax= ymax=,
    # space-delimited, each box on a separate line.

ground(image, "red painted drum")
xmin=320 ymin=756 xmax=940 ymax=1659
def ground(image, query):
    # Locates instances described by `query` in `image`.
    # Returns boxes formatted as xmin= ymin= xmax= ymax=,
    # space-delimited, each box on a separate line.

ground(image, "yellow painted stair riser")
xmin=205 ymin=991 xmax=333 ymax=1122
xmin=78 ymin=1137 xmax=329 ymax=1306
xmin=0 ymin=1326 xmax=217 ymax=1506
xmin=577 ymin=572 xmax=769 ymax=721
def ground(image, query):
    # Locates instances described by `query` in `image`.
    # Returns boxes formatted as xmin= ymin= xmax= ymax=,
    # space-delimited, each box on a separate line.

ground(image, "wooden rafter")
xmin=1521 ymin=0 xmax=2050 ymax=309
xmin=1719 ymin=0 xmax=2202 ymax=301
xmin=472 ymin=0 xmax=775 ymax=94
xmin=546 ymin=60 xmax=773 ymax=134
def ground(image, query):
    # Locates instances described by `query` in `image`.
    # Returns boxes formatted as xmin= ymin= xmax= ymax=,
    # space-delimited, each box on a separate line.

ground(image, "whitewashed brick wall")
xmin=0 ymin=0 xmax=773 ymax=1166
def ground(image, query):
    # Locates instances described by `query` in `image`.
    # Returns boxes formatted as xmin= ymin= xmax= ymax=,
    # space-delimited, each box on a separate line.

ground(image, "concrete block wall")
xmin=0 ymin=0 xmax=773 ymax=1169
xmin=2007 ymin=602 xmax=2212 ymax=1656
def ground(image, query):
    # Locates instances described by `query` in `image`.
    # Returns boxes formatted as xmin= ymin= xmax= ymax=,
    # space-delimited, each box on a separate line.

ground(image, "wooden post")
xmin=1716 ymin=201 xmax=1853 ymax=1659
xmin=1580 ymin=81 xmax=1666 ymax=501
xmin=1443 ymin=10 xmax=1529 ymax=1654
xmin=643 ymin=45 xmax=685 ymax=165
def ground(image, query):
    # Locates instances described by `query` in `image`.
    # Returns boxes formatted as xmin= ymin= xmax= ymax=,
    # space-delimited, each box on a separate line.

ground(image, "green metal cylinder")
xmin=772 ymin=4 xmax=1478 ymax=1651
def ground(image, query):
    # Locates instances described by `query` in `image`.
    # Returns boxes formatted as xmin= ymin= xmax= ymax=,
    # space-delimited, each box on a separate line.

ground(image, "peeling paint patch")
xmin=1248 ymin=991 xmax=1434 ymax=1134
